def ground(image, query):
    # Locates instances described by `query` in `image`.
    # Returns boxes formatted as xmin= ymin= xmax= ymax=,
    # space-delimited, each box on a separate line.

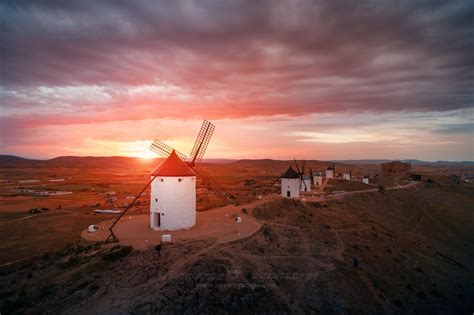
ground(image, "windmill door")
xmin=287 ymin=191 xmax=291 ymax=197
xmin=154 ymin=212 xmax=161 ymax=227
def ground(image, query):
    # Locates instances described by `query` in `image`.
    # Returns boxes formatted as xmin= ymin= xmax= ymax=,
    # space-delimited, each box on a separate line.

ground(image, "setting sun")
xmin=135 ymin=150 xmax=156 ymax=160
xmin=124 ymin=141 xmax=157 ymax=159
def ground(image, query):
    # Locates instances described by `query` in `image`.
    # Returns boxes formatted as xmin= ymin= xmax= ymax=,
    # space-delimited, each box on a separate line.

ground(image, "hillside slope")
xmin=0 ymin=184 xmax=472 ymax=314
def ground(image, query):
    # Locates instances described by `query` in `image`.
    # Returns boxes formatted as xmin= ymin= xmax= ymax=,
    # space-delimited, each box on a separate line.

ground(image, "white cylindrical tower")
xmin=313 ymin=172 xmax=323 ymax=186
xmin=301 ymin=175 xmax=311 ymax=192
xmin=150 ymin=150 xmax=196 ymax=231
xmin=326 ymin=166 xmax=334 ymax=179
xmin=281 ymin=166 xmax=300 ymax=198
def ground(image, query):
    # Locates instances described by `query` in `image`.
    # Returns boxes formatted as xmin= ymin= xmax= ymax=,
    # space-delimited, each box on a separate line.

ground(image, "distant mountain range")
xmin=331 ymin=159 xmax=474 ymax=165
xmin=0 ymin=155 xmax=238 ymax=169
xmin=1 ymin=155 xmax=472 ymax=169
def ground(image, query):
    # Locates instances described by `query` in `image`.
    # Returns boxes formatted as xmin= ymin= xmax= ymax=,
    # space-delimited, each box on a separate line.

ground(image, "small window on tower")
xmin=178 ymin=178 xmax=182 ymax=182
xmin=160 ymin=178 xmax=163 ymax=182
xmin=155 ymin=198 xmax=158 ymax=202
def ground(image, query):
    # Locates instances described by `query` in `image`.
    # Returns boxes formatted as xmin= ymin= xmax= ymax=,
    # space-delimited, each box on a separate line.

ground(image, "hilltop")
xmin=1 ymin=181 xmax=472 ymax=314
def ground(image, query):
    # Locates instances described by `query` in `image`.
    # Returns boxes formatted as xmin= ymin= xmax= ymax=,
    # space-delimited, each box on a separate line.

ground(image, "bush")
xmin=101 ymin=246 xmax=133 ymax=262
xmin=416 ymin=291 xmax=426 ymax=299
xmin=430 ymin=289 xmax=441 ymax=297
xmin=60 ymin=255 xmax=81 ymax=269
xmin=261 ymin=225 xmax=277 ymax=243
xmin=88 ymin=283 xmax=100 ymax=294
xmin=38 ymin=284 xmax=54 ymax=298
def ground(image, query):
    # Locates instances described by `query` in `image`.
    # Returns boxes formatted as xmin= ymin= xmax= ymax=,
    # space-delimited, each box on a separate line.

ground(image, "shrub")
xmin=101 ymin=246 xmax=133 ymax=262
xmin=430 ymin=289 xmax=441 ymax=297
xmin=261 ymin=225 xmax=277 ymax=243
xmin=416 ymin=291 xmax=426 ymax=299
xmin=88 ymin=283 xmax=100 ymax=294
xmin=38 ymin=284 xmax=54 ymax=298
xmin=60 ymin=255 xmax=81 ymax=269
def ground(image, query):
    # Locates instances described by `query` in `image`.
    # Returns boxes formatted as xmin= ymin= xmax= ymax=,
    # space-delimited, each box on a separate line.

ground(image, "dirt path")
xmin=329 ymin=231 xmax=345 ymax=261
xmin=302 ymin=181 xmax=421 ymax=203
xmin=409 ymin=206 xmax=444 ymax=234
xmin=0 ymin=253 xmax=44 ymax=268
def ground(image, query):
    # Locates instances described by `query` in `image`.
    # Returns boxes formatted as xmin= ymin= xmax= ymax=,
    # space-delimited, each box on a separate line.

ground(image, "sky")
xmin=0 ymin=1 xmax=473 ymax=161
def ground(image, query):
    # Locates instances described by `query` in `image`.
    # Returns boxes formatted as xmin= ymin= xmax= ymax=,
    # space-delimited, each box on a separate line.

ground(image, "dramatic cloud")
xmin=0 ymin=1 xmax=473 ymax=160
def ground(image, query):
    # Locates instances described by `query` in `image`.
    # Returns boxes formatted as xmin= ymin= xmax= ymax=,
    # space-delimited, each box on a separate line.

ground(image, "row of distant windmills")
xmin=265 ymin=160 xmax=369 ymax=198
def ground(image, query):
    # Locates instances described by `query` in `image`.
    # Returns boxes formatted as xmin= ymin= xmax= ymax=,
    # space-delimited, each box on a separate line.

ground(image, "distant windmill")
xmin=343 ymin=168 xmax=352 ymax=180
xmin=326 ymin=163 xmax=335 ymax=179
xmin=106 ymin=120 xmax=228 ymax=242
xmin=294 ymin=159 xmax=311 ymax=192
xmin=261 ymin=165 xmax=300 ymax=198
xmin=261 ymin=158 xmax=310 ymax=197
xmin=313 ymin=170 xmax=323 ymax=186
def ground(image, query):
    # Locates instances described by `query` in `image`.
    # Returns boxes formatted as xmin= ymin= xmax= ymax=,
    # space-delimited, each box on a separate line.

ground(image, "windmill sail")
xmin=294 ymin=158 xmax=307 ymax=191
xmin=189 ymin=120 xmax=215 ymax=165
xmin=150 ymin=140 xmax=188 ymax=160
xmin=193 ymin=164 xmax=228 ymax=202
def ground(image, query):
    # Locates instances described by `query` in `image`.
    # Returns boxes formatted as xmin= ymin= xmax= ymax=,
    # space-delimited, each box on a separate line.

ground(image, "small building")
xmin=150 ymin=150 xmax=196 ymax=231
xmin=342 ymin=172 xmax=351 ymax=180
xmin=301 ymin=175 xmax=311 ymax=192
xmin=313 ymin=172 xmax=323 ymax=186
xmin=326 ymin=165 xmax=334 ymax=179
xmin=362 ymin=176 xmax=369 ymax=184
xmin=281 ymin=166 xmax=300 ymax=198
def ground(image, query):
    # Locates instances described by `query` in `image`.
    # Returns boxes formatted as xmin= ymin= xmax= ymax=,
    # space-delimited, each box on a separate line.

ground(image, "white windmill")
xmin=280 ymin=166 xmax=301 ymax=198
xmin=362 ymin=175 xmax=370 ymax=184
xmin=313 ymin=171 xmax=323 ymax=186
xmin=342 ymin=171 xmax=351 ymax=180
xmin=326 ymin=163 xmax=335 ymax=179
xmin=149 ymin=150 xmax=196 ymax=230
xmin=106 ymin=120 xmax=228 ymax=242
xmin=262 ymin=158 xmax=310 ymax=197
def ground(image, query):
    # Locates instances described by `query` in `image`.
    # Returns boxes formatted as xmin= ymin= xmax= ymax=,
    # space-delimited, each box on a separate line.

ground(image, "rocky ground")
xmin=0 ymin=180 xmax=472 ymax=314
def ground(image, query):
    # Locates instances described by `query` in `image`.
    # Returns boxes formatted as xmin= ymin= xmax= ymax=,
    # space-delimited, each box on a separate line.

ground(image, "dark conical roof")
xmin=282 ymin=166 xmax=300 ymax=178
xmin=151 ymin=150 xmax=196 ymax=177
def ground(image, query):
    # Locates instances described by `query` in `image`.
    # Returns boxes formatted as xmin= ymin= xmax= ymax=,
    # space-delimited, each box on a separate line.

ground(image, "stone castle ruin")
xmin=381 ymin=161 xmax=412 ymax=177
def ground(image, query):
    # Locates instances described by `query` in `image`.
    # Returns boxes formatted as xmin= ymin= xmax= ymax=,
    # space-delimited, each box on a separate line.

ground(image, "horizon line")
xmin=1 ymin=154 xmax=473 ymax=164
